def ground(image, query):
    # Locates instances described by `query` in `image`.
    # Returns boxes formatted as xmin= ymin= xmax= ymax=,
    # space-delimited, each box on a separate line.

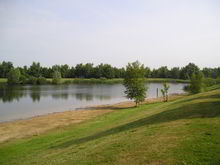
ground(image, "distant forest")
xmin=0 ymin=61 xmax=220 ymax=80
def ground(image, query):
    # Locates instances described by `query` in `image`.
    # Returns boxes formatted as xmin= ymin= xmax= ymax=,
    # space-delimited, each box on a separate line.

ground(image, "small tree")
xmin=123 ymin=61 xmax=148 ymax=106
xmin=189 ymin=72 xmax=204 ymax=94
xmin=52 ymin=71 xmax=62 ymax=84
xmin=7 ymin=68 xmax=21 ymax=85
xmin=161 ymin=83 xmax=170 ymax=102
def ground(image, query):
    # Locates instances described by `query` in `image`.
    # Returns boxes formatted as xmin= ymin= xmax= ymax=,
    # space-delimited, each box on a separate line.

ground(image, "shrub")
xmin=27 ymin=76 xmax=38 ymax=85
xmin=161 ymin=83 xmax=170 ymax=102
xmin=204 ymin=78 xmax=216 ymax=87
xmin=7 ymin=68 xmax=21 ymax=85
xmin=52 ymin=71 xmax=62 ymax=84
xmin=189 ymin=72 xmax=205 ymax=94
xmin=37 ymin=77 xmax=48 ymax=85
xmin=19 ymin=75 xmax=28 ymax=84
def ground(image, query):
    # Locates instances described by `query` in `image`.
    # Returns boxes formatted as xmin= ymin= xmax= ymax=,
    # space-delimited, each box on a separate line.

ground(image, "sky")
xmin=0 ymin=0 xmax=220 ymax=69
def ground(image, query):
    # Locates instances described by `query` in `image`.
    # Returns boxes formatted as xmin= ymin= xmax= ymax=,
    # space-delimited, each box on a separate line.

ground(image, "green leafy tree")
xmin=189 ymin=72 xmax=205 ymax=94
xmin=7 ymin=68 xmax=21 ymax=85
xmin=0 ymin=61 xmax=14 ymax=78
xmin=60 ymin=64 xmax=69 ymax=78
xmin=144 ymin=67 xmax=151 ymax=78
xmin=180 ymin=63 xmax=200 ymax=80
xmin=170 ymin=67 xmax=180 ymax=79
xmin=67 ymin=67 xmax=75 ymax=78
xmin=157 ymin=66 xmax=169 ymax=78
xmin=52 ymin=71 xmax=62 ymax=84
xmin=161 ymin=83 xmax=170 ymax=102
xmin=28 ymin=62 xmax=41 ymax=77
xmin=123 ymin=61 xmax=148 ymax=106
xmin=75 ymin=63 xmax=85 ymax=78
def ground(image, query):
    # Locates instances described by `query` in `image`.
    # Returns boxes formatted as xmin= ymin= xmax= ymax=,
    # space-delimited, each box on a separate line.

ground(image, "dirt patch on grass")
xmin=0 ymin=109 xmax=113 ymax=143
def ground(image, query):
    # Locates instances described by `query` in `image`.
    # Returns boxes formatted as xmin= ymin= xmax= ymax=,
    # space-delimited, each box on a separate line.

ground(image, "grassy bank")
xmin=145 ymin=78 xmax=189 ymax=83
xmin=47 ymin=78 xmax=189 ymax=84
xmin=0 ymin=78 xmax=7 ymax=84
xmin=46 ymin=78 xmax=123 ymax=84
xmin=0 ymin=85 xmax=219 ymax=164
xmin=0 ymin=78 xmax=189 ymax=85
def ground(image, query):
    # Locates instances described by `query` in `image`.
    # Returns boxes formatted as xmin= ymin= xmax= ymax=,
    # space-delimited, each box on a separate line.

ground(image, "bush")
xmin=189 ymin=72 xmax=205 ymax=94
xmin=52 ymin=71 xmax=62 ymax=84
xmin=204 ymin=78 xmax=216 ymax=87
xmin=183 ymin=85 xmax=190 ymax=92
xmin=7 ymin=68 xmax=21 ymax=85
xmin=161 ymin=83 xmax=170 ymax=102
xmin=63 ymin=80 xmax=72 ymax=84
xmin=27 ymin=76 xmax=38 ymax=85
xmin=19 ymin=75 xmax=28 ymax=84
xmin=37 ymin=77 xmax=48 ymax=85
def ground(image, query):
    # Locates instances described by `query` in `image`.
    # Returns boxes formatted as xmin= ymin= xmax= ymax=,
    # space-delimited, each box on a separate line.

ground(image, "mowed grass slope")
xmin=0 ymin=85 xmax=220 ymax=165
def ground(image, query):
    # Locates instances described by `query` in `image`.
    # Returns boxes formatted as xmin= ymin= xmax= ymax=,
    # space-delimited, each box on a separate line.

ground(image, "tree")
xmin=180 ymin=63 xmax=200 ymax=80
xmin=41 ymin=67 xmax=52 ymax=78
xmin=98 ymin=63 xmax=115 ymax=79
xmin=157 ymin=66 xmax=169 ymax=78
xmin=75 ymin=63 xmax=85 ymax=78
xmin=60 ymin=64 xmax=69 ymax=78
xmin=202 ymin=67 xmax=212 ymax=78
xmin=161 ymin=83 xmax=170 ymax=102
xmin=151 ymin=69 xmax=159 ymax=78
xmin=0 ymin=61 xmax=14 ymax=78
xmin=67 ymin=67 xmax=75 ymax=78
xmin=123 ymin=61 xmax=148 ymax=106
xmin=170 ymin=67 xmax=180 ymax=79
xmin=144 ymin=67 xmax=151 ymax=78
xmin=52 ymin=71 xmax=62 ymax=84
xmin=28 ymin=62 xmax=41 ymax=77
xmin=7 ymin=68 xmax=21 ymax=85
xmin=189 ymin=72 xmax=204 ymax=94
xmin=84 ymin=63 xmax=94 ymax=78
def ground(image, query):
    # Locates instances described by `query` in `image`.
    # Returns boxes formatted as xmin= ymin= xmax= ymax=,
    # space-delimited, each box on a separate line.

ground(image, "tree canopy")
xmin=7 ymin=68 xmax=21 ymax=85
xmin=123 ymin=61 xmax=148 ymax=106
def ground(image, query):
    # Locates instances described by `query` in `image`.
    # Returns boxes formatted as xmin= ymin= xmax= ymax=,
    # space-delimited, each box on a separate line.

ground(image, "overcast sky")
xmin=0 ymin=0 xmax=220 ymax=69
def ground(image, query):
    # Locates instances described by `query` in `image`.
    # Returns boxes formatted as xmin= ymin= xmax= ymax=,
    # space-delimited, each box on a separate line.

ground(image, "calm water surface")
xmin=0 ymin=83 xmax=187 ymax=122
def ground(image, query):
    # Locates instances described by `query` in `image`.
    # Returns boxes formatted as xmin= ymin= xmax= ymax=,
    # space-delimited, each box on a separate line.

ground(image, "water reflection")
xmin=0 ymin=85 xmax=26 ymax=103
xmin=0 ymin=83 xmax=186 ymax=122
xmin=0 ymin=84 xmax=114 ymax=103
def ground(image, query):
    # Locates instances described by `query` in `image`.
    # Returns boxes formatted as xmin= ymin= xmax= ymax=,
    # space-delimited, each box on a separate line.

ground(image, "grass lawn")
xmin=0 ymin=85 xmax=219 ymax=165
xmin=0 ymin=78 xmax=7 ymax=84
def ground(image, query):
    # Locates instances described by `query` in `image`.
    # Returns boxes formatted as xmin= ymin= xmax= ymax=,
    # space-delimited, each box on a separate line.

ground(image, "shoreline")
xmin=0 ymin=78 xmax=190 ymax=85
xmin=0 ymin=94 xmax=185 ymax=143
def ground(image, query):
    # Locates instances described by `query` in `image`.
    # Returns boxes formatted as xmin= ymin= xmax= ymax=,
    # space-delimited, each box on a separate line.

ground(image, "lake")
xmin=0 ymin=83 xmax=187 ymax=122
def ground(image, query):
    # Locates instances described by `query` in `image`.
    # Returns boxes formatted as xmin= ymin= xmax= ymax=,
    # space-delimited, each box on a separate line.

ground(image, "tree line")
xmin=0 ymin=61 xmax=220 ymax=80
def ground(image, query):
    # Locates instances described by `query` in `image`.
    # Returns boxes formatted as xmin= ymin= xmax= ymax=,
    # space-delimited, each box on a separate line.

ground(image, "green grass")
xmin=46 ymin=78 xmax=189 ymax=84
xmin=0 ymin=78 xmax=7 ymax=84
xmin=0 ymin=84 xmax=219 ymax=164
xmin=145 ymin=78 xmax=189 ymax=83
xmin=46 ymin=78 xmax=124 ymax=84
xmin=0 ymin=78 xmax=189 ymax=85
